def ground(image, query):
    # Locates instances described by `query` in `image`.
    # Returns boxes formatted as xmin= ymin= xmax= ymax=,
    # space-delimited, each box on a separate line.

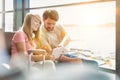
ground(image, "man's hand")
xmin=57 ymin=43 xmax=63 ymax=48
xmin=52 ymin=47 xmax=66 ymax=58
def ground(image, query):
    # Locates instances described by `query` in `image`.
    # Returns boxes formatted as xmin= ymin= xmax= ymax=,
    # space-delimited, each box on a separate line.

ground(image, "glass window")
xmin=5 ymin=13 xmax=13 ymax=32
xmin=5 ymin=0 xmax=13 ymax=11
xmin=30 ymin=0 xmax=97 ymax=8
xmin=0 ymin=0 xmax=2 ymax=11
xmin=0 ymin=14 xmax=2 ymax=28
xmin=30 ymin=1 xmax=115 ymax=70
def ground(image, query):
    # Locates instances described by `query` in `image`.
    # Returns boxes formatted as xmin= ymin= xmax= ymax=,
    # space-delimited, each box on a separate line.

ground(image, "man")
xmin=40 ymin=9 xmax=70 ymax=54
xmin=40 ymin=9 xmax=82 ymax=63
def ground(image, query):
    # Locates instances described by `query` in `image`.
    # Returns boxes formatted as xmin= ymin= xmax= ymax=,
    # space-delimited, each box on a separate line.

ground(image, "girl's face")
xmin=31 ymin=15 xmax=41 ymax=32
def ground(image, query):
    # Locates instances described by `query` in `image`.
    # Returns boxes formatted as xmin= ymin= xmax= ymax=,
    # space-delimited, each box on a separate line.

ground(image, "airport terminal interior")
xmin=0 ymin=0 xmax=119 ymax=80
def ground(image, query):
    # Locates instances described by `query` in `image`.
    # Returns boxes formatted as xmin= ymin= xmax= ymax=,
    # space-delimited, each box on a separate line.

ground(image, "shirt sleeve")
xmin=12 ymin=31 xmax=26 ymax=43
xmin=40 ymin=34 xmax=52 ymax=53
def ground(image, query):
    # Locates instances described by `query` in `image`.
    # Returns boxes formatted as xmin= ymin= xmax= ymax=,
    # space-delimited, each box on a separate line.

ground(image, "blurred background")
xmin=0 ymin=0 xmax=119 ymax=80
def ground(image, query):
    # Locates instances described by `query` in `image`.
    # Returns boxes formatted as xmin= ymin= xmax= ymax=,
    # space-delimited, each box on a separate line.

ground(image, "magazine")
xmin=52 ymin=47 xmax=66 ymax=58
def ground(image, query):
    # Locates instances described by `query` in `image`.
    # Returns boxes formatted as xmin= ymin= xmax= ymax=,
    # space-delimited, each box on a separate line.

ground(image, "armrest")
xmin=28 ymin=49 xmax=46 ymax=55
xmin=27 ymin=49 xmax=46 ymax=69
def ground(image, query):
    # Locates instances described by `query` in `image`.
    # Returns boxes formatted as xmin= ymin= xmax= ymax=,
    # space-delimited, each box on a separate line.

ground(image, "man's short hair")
xmin=43 ymin=9 xmax=59 ymax=21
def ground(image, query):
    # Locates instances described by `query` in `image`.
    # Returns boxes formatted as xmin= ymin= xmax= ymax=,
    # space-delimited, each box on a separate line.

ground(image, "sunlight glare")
xmin=78 ymin=1 xmax=115 ymax=27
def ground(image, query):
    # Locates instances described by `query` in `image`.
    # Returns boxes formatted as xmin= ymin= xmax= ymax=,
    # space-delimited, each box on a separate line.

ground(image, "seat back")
xmin=4 ymin=32 xmax=15 ymax=56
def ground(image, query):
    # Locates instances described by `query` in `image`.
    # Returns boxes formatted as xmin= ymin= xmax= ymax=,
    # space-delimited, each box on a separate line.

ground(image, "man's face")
xmin=43 ymin=18 xmax=56 ymax=31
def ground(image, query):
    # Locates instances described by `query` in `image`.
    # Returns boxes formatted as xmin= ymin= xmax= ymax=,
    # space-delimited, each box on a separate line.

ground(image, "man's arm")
xmin=40 ymin=34 xmax=53 ymax=54
xmin=58 ymin=33 xmax=70 ymax=47
xmin=58 ymin=25 xmax=71 ymax=47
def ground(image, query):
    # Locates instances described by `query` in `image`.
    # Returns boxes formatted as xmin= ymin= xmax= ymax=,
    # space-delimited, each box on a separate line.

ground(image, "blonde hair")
xmin=22 ymin=13 xmax=41 ymax=48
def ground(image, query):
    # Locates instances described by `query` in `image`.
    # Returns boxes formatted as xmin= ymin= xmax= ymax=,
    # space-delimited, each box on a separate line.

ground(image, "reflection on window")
xmin=5 ymin=0 xmax=13 ymax=11
xmin=5 ymin=13 xmax=13 ymax=32
xmin=30 ymin=1 xmax=115 ymax=70
xmin=0 ymin=0 xmax=2 ymax=11
xmin=0 ymin=14 xmax=2 ymax=28
xmin=30 ymin=0 xmax=97 ymax=8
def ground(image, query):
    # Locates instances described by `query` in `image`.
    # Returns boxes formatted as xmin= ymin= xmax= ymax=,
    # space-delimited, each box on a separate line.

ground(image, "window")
xmin=0 ymin=0 xmax=2 ymax=12
xmin=5 ymin=0 xmax=13 ymax=11
xmin=0 ymin=0 xmax=2 ymax=29
xmin=0 ymin=14 xmax=2 ymax=28
xmin=5 ymin=13 xmax=13 ymax=32
xmin=30 ymin=0 xmax=97 ymax=8
xmin=30 ymin=1 xmax=115 ymax=70
xmin=0 ymin=0 xmax=14 ymax=32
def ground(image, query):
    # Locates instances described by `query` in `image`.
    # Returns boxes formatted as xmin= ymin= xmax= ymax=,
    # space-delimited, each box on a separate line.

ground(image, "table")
xmin=68 ymin=48 xmax=115 ymax=71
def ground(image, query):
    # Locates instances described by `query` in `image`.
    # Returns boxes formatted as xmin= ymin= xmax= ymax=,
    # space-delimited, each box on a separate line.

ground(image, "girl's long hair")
xmin=22 ymin=13 xmax=41 ymax=48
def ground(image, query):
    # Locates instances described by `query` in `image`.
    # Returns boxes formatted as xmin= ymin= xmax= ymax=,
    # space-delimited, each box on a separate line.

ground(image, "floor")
xmin=99 ymin=70 xmax=116 ymax=80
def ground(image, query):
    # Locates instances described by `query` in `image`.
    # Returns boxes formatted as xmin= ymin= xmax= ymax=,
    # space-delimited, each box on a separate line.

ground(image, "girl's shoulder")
xmin=15 ymin=30 xmax=26 ymax=36
xmin=13 ymin=30 xmax=27 ymax=39
xmin=12 ymin=30 xmax=28 ymax=42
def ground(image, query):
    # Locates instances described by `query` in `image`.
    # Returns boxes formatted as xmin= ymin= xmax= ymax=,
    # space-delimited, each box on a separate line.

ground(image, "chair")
xmin=27 ymin=49 xmax=46 ymax=70
xmin=4 ymin=31 xmax=56 ymax=72
xmin=4 ymin=32 xmax=15 ymax=57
